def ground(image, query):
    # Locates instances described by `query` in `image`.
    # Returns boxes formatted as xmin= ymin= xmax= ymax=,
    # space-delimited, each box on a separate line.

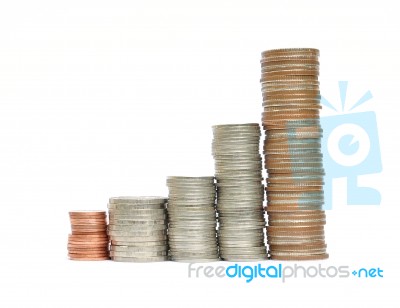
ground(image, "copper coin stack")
xmin=68 ymin=211 xmax=109 ymax=261
xmin=260 ymin=48 xmax=328 ymax=260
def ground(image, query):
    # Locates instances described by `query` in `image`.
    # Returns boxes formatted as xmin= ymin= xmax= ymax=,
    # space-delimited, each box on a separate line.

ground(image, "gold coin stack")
xmin=260 ymin=48 xmax=328 ymax=260
xmin=67 ymin=211 xmax=109 ymax=261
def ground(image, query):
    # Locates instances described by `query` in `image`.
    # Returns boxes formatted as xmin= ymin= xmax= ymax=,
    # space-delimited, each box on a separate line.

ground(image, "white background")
xmin=0 ymin=0 xmax=398 ymax=306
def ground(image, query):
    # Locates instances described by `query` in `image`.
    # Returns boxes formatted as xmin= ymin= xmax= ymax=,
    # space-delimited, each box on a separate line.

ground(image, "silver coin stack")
xmin=108 ymin=196 xmax=168 ymax=262
xmin=212 ymin=124 xmax=268 ymax=261
xmin=166 ymin=176 xmax=220 ymax=262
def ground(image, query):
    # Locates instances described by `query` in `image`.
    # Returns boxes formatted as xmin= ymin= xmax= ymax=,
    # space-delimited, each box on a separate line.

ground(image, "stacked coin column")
xmin=260 ymin=48 xmax=328 ymax=260
xmin=108 ymin=197 xmax=168 ymax=262
xmin=212 ymin=124 xmax=267 ymax=261
xmin=166 ymin=176 xmax=219 ymax=262
xmin=67 ymin=211 xmax=109 ymax=261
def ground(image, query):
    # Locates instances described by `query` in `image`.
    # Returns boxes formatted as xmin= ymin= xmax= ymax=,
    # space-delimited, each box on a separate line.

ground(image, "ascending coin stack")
xmin=67 ymin=211 xmax=109 ymax=261
xmin=212 ymin=124 xmax=267 ymax=261
xmin=166 ymin=176 xmax=219 ymax=262
xmin=108 ymin=197 xmax=168 ymax=262
xmin=260 ymin=48 xmax=328 ymax=260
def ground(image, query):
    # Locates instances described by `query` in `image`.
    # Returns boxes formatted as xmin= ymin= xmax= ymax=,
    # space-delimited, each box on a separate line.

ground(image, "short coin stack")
xmin=212 ymin=124 xmax=267 ymax=261
xmin=260 ymin=48 xmax=328 ymax=260
xmin=68 ymin=211 xmax=109 ymax=261
xmin=167 ymin=176 xmax=219 ymax=262
xmin=108 ymin=197 xmax=168 ymax=262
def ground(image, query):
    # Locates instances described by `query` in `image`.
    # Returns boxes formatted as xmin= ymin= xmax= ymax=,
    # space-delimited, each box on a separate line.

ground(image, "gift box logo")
xmin=321 ymin=81 xmax=382 ymax=209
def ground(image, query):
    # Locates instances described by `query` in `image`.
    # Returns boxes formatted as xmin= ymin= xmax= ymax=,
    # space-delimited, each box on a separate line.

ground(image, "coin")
xmin=109 ymin=196 xmax=167 ymax=204
xmin=111 ymin=256 xmax=168 ymax=262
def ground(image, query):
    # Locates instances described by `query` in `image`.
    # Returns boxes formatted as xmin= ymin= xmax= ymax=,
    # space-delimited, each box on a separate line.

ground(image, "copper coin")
xmin=261 ymin=74 xmax=319 ymax=82
xmin=268 ymin=210 xmax=325 ymax=217
xmin=262 ymin=48 xmax=319 ymax=55
xmin=69 ymin=211 xmax=106 ymax=216
xmin=71 ymin=232 xmax=108 ymax=236
xmin=68 ymin=253 xmax=109 ymax=258
xmin=69 ymin=256 xmax=110 ymax=261
xmin=262 ymin=69 xmax=319 ymax=77
xmin=262 ymin=91 xmax=320 ymax=98
xmin=262 ymin=65 xmax=320 ymax=73
xmin=268 ymin=219 xmax=325 ymax=226
xmin=269 ymin=253 xmax=328 ymax=261
xmin=261 ymin=59 xmax=319 ymax=66
xmin=68 ymin=249 xmax=108 ymax=254
xmin=266 ymin=179 xmax=323 ymax=186
xmin=68 ymin=240 xmax=109 ymax=245
xmin=269 ymin=242 xmax=326 ymax=250
xmin=267 ymin=195 xmax=324 ymax=201
xmin=266 ymin=206 xmax=324 ymax=213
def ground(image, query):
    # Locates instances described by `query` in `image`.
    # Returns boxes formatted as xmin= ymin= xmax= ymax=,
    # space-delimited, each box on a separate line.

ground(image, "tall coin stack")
xmin=108 ymin=197 xmax=168 ymax=262
xmin=167 ymin=176 xmax=219 ymax=262
xmin=212 ymin=124 xmax=267 ymax=261
xmin=260 ymin=48 xmax=328 ymax=260
xmin=68 ymin=211 xmax=109 ymax=261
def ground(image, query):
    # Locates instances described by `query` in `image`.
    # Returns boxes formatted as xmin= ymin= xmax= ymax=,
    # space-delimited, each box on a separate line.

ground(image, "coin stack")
xmin=212 ymin=124 xmax=267 ymax=261
xmin=67 ymin=211 xmax=109 ymax=261
xmin=260 ymin=48 xmax=328 ymax=260
xmin=166 ymin=176 xmax=219 ymax=262
xmin=108 ymin=197 xmax=168 ymax=262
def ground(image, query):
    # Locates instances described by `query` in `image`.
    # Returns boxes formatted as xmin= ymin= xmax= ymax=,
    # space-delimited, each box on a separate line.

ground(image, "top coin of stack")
xmin=260 ymin=48 xmax=328 ymax=260
xmin=212 ymin=124 xmax=267 ymax=261
xmin=68 ymin=211 xmax=109 ymax=261
xmin=167 ymin=176 xmax=219 ymax=262
xmin=108 ymin=196 xmax=169 ymax=262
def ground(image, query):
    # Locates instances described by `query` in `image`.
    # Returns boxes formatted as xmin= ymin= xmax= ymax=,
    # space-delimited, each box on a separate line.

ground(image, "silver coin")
xmin=168 ymin=197 xmax=216 ymax=203
xmin=169 ymin=257 xmax=220 ymax=263
xmin=108 ymin=230 xmax=167 ymax=237
xmin=168 ymin=206 xmax=216 ymax=212
xmin=167 ymin=200 xmax=215 ymax=206
xmin=168 ymin=186 xmax=215 ymax=191
xmin=218 ymin=241 xmax=265 ymax=248
xmin=109 ymin=208 xmax=166 ymax=214
xmin=168 ymin=217 xmax=217 ymax=223
xmin=109 ymin=196 xmax=167 ymax=204
xmin=107 ymin=203 xmax=165 ymax=210
xmin=111 ymin=256 xmax=168 ymax=262
xmin=167 ymin=176 xmax=214 ymax=181
xmin=170 ymin=251 xmax=219 ymax=257
xmin=212 ymin=123 xmax=260 ymax=129
xmin=108 ymin=225 xmax=167 ymax=232
xmin=110 ymin=250 xmax=168 ymax=257
xmin=218 ymin=229 xmax=264 ymax=236
xmin=221 ymin=256 xmax=268 ymax=261
xmin=109 ymin=235 xmax=167 ymax=242
xmin=109 ymin=213 xmax=167 ymax=219
xmin=169 ymin=244 xmax=218 ymax=250
xmin=108 ymin=219 xmax=166 ymax=226
xmin=110 ymin=245 xmax=167 ymax=252
xmin=168 ymin=239 xmax=218 ymax=245
xmin=111 ymin=240 xmax=167 ymax=246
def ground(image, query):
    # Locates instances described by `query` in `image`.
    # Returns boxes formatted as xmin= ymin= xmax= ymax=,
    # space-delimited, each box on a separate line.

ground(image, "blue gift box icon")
xmin=321 ymin=82 xmax=382 ymax=209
